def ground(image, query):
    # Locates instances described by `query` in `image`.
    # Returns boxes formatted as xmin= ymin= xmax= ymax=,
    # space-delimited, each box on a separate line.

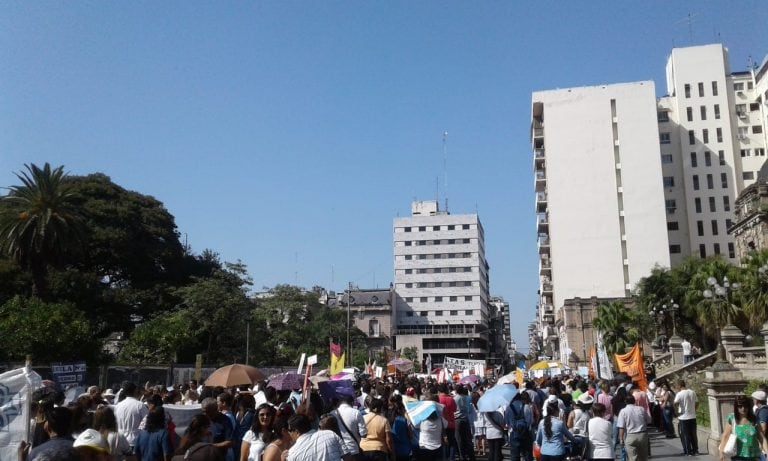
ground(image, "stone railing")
xmin=653 ymin=350 xmax=717 ymax=384
xmin=727 ymin=346 xmax=767 ymax=379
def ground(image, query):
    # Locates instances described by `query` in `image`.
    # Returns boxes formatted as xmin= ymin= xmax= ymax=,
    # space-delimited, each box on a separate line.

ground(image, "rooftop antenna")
xmin=443 ymin=131 xmax=449 ymax=212
xmin=674 ymin=13 xmax=698 ymax=45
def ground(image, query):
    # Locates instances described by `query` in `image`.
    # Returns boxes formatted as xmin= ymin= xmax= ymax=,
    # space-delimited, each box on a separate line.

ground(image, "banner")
xmin=51 ymin=361 xmax=86 ymax=387
xmin=596 ymin=333 xmax=614 ymax=379
xmin=443 ymin=356 xmax=485 ymax=371
xmin=588 ymin=345 xmax=597 ymax=379
xmin=0 ymin=367 xmax=41 ymax=461
xmin=614 ymin=343 xmax=647 ymax=390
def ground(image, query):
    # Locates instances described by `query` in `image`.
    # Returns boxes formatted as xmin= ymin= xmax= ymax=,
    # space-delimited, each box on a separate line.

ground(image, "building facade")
xmin=531 ymin=44 xmax=768 ymax=364
xmin=393 ymin=200 xmax=490 ymax=366
xmin=532 ymin=82 xmax=672 ymax=365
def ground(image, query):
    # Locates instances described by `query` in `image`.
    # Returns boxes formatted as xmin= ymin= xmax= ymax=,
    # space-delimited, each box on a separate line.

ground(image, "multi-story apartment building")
xmin=531 ymin=82 xmax=672 ymax=364
xmin=531 ymin=44 xmax=768 ymax=363
xmin=393 ymin=200 xmax=490 ymax=366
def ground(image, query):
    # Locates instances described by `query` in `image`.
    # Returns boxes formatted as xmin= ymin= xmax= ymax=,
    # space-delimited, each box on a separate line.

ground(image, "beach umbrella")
xmin=477 ymin=383 xmax=518 ymax=412
xmin=331 ymin=371 xmax=354 ymax=381
xmin=205 ymin=364 xmax=266 ymax=388
xmin=529 ymin=360 xmax=564 ymax=371
xmin=405 ymin=400 xmax=445 ymax=426
xmin=267 ymin=372 xmax=305 ymax=391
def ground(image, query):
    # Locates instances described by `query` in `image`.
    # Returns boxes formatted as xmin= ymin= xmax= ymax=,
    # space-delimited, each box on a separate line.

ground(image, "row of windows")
xmin=692 ymin=173 xmax=728 ymax=190
xmin=690 ymin=150 xmax=726 ymax=167
xmin=403 ymin=238 xmax=472 ymax=246
xmin=683 ymin=81 xmax=719 ymax=98
xmin=669 ymin=243 xmax=735 ymax=258
xmin=685 ymin=104 xmax=721 ymax=122
xmin=404 ymin=295 xmax=476 ymax=302
xmin=403 ymin=310 xmax=475 ymax=317
xmin=733 ymin=82 xmax=755 ymax=91
xmin=400 ymin=281 xmax=476 ymax=288
xmin=402 ymin=252 xmax=472 ymax=260
xmin=735 ymin=103 xmax=762 ymax=114
xmin=741 ymin=148 xmax=767 ymax=157
xmin=402 ymin=224 xmax=471 ymax=232
xmin=692 ymin=196 xmax=732 ymax=213
xmin=688 ymin=127 xmax=724 ymax=145
xmin=693 ymin=219 xmax=734 ymax=237
xmin=737 ymin=126 xmax=764 ymax=137
xmin=403 ymin=267 xmax=473 ymax=274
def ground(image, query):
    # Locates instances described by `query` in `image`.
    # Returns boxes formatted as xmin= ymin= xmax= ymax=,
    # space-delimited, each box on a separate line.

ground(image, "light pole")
xmin=702 ymin=276 xmax=739 ymax=364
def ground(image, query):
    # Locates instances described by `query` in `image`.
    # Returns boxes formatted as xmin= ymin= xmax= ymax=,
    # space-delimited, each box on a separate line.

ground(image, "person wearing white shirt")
xmin=681 ymin=339 xmax=692 ymax=364
xmin=331 ymin=394 xmax=367 ymax=457
xmin=286 ymin=413 xmax=346 ymax=461
xmin=674 ymin=379 xmax=698 ymax=456
xmin=114 ymin=382 xmax=148 ymax=450
xmin=588 ymin=403 xmax=614 ymax=461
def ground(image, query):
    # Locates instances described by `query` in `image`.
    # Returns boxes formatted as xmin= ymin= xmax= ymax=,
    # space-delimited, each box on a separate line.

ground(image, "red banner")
xmin=614 ymin=343 xmax=647 ymax=390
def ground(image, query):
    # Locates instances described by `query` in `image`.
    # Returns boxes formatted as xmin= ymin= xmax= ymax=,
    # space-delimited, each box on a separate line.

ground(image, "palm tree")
xmin=738 ymin=249 xmax=768 ymax=333
xmin=0 ymin=163 xmax=85 ymax=298
xmin=592 ymin=300 xmax=642 ymax=357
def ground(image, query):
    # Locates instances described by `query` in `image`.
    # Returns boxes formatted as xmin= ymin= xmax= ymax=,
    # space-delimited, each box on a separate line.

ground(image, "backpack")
xmin=510 ymin=402 xmax=530 ymax=439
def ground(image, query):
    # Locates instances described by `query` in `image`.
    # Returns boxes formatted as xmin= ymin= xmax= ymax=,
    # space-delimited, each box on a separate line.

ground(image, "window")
xmin=741 ymin=149 xmax=751 ymax=157
xmin=698 ymin=82 xmax=704 ymax=97
xmin=743 ymin=171 xmax=755 ymax=180
xmin=464 ymin=296 xmax=473 ymax=301
xmin=696 ymin=221 xmax=704 ymax=236
xmin=723 ymin=196 xmax=730 ymax=211
xmin=405 ymin=255 xmax=412 ymax=260
xmin=405 ymin=297 xmax=413 ymax=302
xmin=756 ymin=148 xmax=766 ymax=157
xmin=690 ymin=152 xmax=697 ymax=167
xmin=405 ymin=269 xmax=412 ymax=274
xmin=449 ymin=281 xmax=457 ymax=287
xmin=463 ymin=238 xmax=470 ymax=244
xmin=686 ymin=107 xmax=693 ymax=121
xmin=462 ymin=224 xmax=470 ymax=230
xmin=434 ymin=296 xmax=442 ymax=302
xmin=734 ymin=82 xmax=745 ymax=91
xmin=754 ymin=125 xmax=763 ymax=134
xmin=420 ymin=311 xmax=428 ymax=317
xmin=666 ymin=199 xmax=677 ymax=214
xmin=719 ymin=151 xmax=725 ymax=165
xmin=699 ymin=244 xmax=706 ymax=258
xmin=659 ymin=132 xmax=671 ymax=144
xmin=738 ymin=127 xmax=749 ymax=138
xmin=704 ymin=151 xmax=712 ymax=166
xmin=447 ymin=225 xmax=455 ymax=230
xmin=728 ymin=243 xmax=735 ymax=259
xmin=663 ymin=176 xmax=675 ymax=187
xmin=716 ymin=128 xmax=723 ymax=143
xmin=369 ymin=319 xmax=380 ymax=337
xmin=712 ymin=81 xmax=718 ymax=96
xmin=405 ymin=283 xmax=413 ymax=288
xmin=692 ymin=175 xmax=700 ymax=190
xmin=450 ymin=310 xmax=458 ymax=316
xmin=695 ymin=198 xmax=702 ymax=213
xmin=700 ymin=106 xmax=707 ymax=120
xmin=707 ymin=174 xmax=714 ymax=189
xmin=748 ymin=81 xmax=754 ymax=90
xmin=406 ymin=312 xmax=414 ymax=317
xmin=449 ymin=296 xmax=457 ymax=302
xmin=751 ymin=103 xmax=760 ymax=111
xmin=684 ymin=84 xmax=691 ymax=98
xmin=726 ymin=219 xmax=733 ymax=229
xmin=418 ymin=254 xmax=426 ymax=260
xmin=404 ymin=227 xmax=411 ymax=232
xmin=433 ymin=226 xmax=441 ymax=231
xmin=670 ymin=244 xmax=682 ymax=254
xmin=661 ymin=154 xmax=673 ymax=164
xmin=405 ymin=241 xmax=412 ymax=246
xmin=667 ymin=221 xmax=679 ymax=231
xmin=463 ymin=267 xmax=471 ymax=272
xmin=709 ymin=196 xmax=716 ymax=212
xmin=689 ymin=130 xmax=695 ymax=145
xmin=702 ymin=129 xmax=709 ymax=143
xmin=465 ymin=310 xmax=473 ymax=315
xmin=418 ymin=282 xmax=427 ymax=288
xmin=435 ymin=311 xmax=443 ymax=316
xmin=418 ymin=226 xmax=426 ymax=231
xmin=714 ymin=243 xmax=721 ymax=255
xmin=714 ymin=104 xmax=721 ymax=119
xmin=721 ymin=173 xmax=728 ymax=189
xmin=711 ymin=220 xmax=718 ymax=236
xmin=432 ymin=239 xmax=440 ymax=245
xmin=658 ymin=111 xmax=669 ymax=122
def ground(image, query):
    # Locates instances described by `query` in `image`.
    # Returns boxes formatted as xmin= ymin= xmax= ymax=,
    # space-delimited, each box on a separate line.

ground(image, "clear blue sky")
xmin=2 ymin=1 xmax=767 ymax=351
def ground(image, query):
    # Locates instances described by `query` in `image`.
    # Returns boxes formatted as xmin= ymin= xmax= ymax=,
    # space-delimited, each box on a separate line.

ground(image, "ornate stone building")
xmin=729 ymin=163 xmax=768 ymax=261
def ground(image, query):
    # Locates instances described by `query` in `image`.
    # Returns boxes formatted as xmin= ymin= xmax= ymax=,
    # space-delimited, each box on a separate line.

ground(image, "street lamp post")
xmin=702 ymin=276 xmax=739 ymax=365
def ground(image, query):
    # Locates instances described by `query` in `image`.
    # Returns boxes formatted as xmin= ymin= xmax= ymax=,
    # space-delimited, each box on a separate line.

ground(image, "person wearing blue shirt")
xmin=536 ymin=401 xmax=576 ymax=461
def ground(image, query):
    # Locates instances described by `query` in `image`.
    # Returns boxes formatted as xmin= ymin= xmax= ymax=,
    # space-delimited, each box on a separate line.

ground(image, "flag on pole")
xmin=614 ymin=343 xmax=647 ymax=390
xmin=329 ymin=340 xmax=344 ymax=375
xmin=0 ymin=367 xmax=41 ymax=461
xmin=596 ymin=332 xmax=614 ymax=379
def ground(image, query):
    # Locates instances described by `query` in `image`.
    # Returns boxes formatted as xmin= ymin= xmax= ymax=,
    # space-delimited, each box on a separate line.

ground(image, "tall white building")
xmin=393 ymin=200 xmax=490 ymax=365
xmin=660 ymin=44 xmax=767 ymax=263
xmin=532 ymin=82 xmax=672 ymax=362
xmin=531 ymin=43 xmax=768 ymax=363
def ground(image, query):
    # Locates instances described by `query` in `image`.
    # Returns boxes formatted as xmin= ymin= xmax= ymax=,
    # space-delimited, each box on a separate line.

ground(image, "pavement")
xmin=469 ymin=428 xmax=711 ymax=461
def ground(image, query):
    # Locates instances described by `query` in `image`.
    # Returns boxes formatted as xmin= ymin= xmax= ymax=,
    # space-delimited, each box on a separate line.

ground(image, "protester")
xmin=261 ymin=416 xmax=292 ymax=461
xmin=471 ymin=391 xmax=487 ymax=457
xmin=92 ymin=406 xmax=132 ymax=461
xmin=24 ymin=407 xmax=75 ymax=461
xmin=656 ymin=382 xmax=676 ymax=438
xmin=718 ymin=395 xmax=768 ymax=461
xmin=535 ymin=401 xmax=576 ymax=461
xmin=616 ymin=394 xmax=650 ymax=461
xmin=508 ymin=392 xmax=534 ymax=461
xmin=331 ymin=393 xmax=367 ymax=459
xmin=240 ymin=403 xmax=275 ymax=461
xmin=173 ymin=414 xmax=223 ymax=461
xmin=387 ymin=395 xmax=412 ymax=461
xmin=115 ymin=382 xmax=149 ymax=451
xmin=73 ymin=429 xmax=111 ymax=461
xmin=286 ymin=413 xmax=346 ymax=461
xmin=587 ymin=403 xmax=614 ymax=461
xmin=359 ymin=397 xmax=394 ymax=461
xmin=134 ymin=408 xmax=173 ymax=461
xmin=420 ymin=408 xmax=448 ymax=461
xmin=454 ymin=385 xmax=476 ymax=461
xmin=674 ymin=379 xmax=698 ymax=456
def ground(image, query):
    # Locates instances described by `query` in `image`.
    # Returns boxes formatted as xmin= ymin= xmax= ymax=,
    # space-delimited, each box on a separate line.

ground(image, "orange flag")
xmin=614 ymin=343 xmax=648 ymax=390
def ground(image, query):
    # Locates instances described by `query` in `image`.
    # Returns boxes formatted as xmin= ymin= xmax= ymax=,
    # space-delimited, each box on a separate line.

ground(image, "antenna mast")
xmin=443 ymin=131 xmax=448 ymax=212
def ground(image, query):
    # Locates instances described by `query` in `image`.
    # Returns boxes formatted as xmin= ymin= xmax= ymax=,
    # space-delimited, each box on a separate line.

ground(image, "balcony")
xmin=534 ymin=149 xmax=546 ymax=171
xmin=538 ymin=235 xmax=550 ymax=255
xmin=536 ymin=192 xmax=547 ymax=213
xmin=541 ymin=282 xmax=553 ymax=294
xmin=539 ymin=258 xmax=551 ymax=275
xmin=537 ymin=213 xmax=548 ymax=232
xmin=535 ymin=170 xmax=547 ymax=192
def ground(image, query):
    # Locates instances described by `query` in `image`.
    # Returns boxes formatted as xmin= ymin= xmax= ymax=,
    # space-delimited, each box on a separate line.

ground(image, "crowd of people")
xmin=15 ymin=373 xmax=768 ymax=461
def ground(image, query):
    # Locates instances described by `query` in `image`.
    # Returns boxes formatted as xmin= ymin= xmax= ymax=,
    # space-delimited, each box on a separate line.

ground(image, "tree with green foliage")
xmin=592 ymin=300 xmax=643 ymax=357
xmin=0 ymin=295 xmax=98 ymax=363
xmin=0 ymin=163 xmax=85 ymax=298
xmin=118 ymin=310 xmax=195 ymax=365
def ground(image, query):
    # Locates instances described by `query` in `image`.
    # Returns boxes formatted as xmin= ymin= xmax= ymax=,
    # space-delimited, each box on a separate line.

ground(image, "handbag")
xmin=723 ymin=432 xmax=738 ymax=456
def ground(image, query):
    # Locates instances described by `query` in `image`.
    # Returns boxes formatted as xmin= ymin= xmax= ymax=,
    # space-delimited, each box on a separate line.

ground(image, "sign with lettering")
xmin=443 ymin=356 xmax=485 ymax=371
xmin=50 ymin=361 xmax=86 ymax=387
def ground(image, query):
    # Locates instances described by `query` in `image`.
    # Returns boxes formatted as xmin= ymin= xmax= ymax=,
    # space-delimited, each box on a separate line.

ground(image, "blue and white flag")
xmin=405 ymin=400 xmax=444 ymax=426
xmin=0 ymin=367 xmax=41 ymax=461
